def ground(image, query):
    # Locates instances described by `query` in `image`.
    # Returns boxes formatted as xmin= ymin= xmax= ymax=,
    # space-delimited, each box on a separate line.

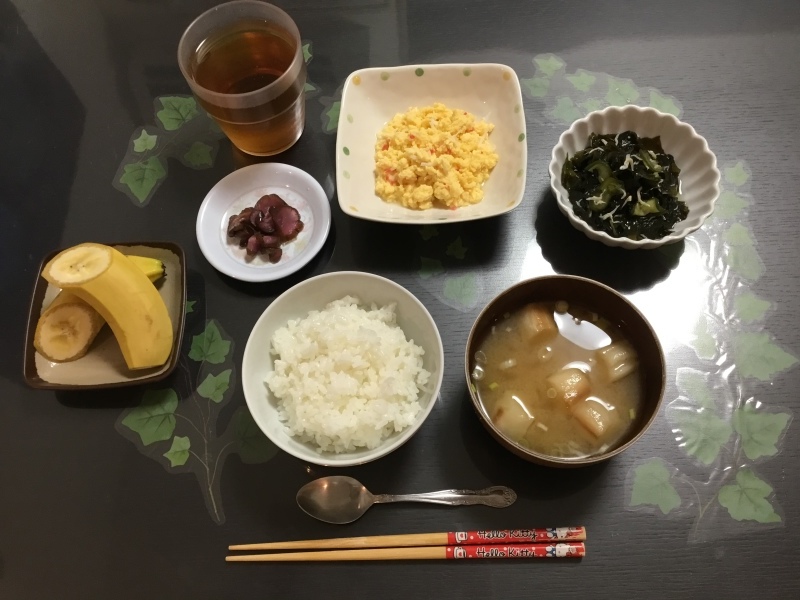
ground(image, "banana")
xmin=34 ymin=300 xmax=106 ymax=362
xmin=126 ymin=255 xmax=166 ymax=281
xmin=42 ymin=243 xmax=173 ymax=370
xmin=35 ymin=254 xmax=167 ymax=363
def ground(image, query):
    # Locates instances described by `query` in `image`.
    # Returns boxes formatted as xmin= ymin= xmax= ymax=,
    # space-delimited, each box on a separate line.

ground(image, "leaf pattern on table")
xmin=233 ymin=407 xmax=279 ymax=464
xmin=629 ymin=458 xmax=682 ymax=515
xmin=118 ymin=157 xmax=167 ymax=204
xmin=723 ymin=223 xmax=764 ymax=281
xmin=648 ymin=89 xmax=682 ymax=116
xmin=713 ymin=190 xmax=750 ymax=220
xmin=163 ymin=436 xmax=191 ymax=467
xmin=181 ymin=141 xmax=215 ymax=169
xmin=418 ymin=257 xmax=444 ymax=279
xmin=733 ymin=291 xmax=770 ymax=324
xmin=550 ymin=97 xmax=582 ymax=124
xmin=733 ymin=405 xmax=792 ymax=460
xmin=732 ymin=331 xmax=798 ymax=381
xmin=114 ymin=96 xmax=224 ymax=206
xmin=724 ymin=162 xmax=750 ymax=187
xmin=121 ymin=389 xmax=178 ymax=446
xmin=605 ymin=76 xmax=640 ymax=106
xmin=533 ymin=54 xmax=565 ymax=77
xmin=523 ymin=54 xmax=684 ymax=125
xmin=522 ymin=76 xmax=550 ymax=98
xmin=690 ymin=316 xmax=718 ymax=360
xmin=156 ymin=96 xmax=199 ymax=130
xmin=189 ymin=320 xmax=231 ymax=365
xmin=717 ymin=469 xmax=781 ymax=523
xmin=133 ymin=130 xmax=157 ymax=152
xmin=442 ymin=274 xmax=479 ymax=309
xmin=668 ymin=404 xmax=733 ymax=466
xmin=446 ymin=237 xmax=467 ymax=259
xmin=323 ymin=100 xmax=341 ymax=133
xmin=114 ymin=36 xmax=316 ymax=203
xmin=197 ymin=369 xmax=232 ymax=403
xmin=116 ymin=320 xmax=276 ymax=524
xmin=579 ymin=98 xmax=603 ymax=113
xmin=419 ymin=226 xmax=439 ymax=241
xmin=675 ymin=368 xmax=717 ymax=410
xmin=566 ymin=70 xmax=596 ymax=91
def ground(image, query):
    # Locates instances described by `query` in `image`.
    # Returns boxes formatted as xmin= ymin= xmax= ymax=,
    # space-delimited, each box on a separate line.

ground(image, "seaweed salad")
xmin=561 ymin=131 xmax=688 ymax=240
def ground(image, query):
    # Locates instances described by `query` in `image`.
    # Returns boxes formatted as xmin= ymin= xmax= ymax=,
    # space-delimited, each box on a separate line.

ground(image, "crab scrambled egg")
xmin=374 ymin=103 xmax=498 ymax=210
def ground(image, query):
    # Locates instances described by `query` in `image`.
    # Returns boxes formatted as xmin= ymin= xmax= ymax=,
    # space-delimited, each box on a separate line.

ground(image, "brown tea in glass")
xmin=178 ymin=2 xmax=306 ymax=156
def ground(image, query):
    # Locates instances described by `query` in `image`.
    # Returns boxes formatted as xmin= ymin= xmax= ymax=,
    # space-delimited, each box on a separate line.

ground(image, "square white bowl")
xmin=335 ymin=63 xmax=527 ymax=224
xmin=241 ymin=271 xmax=444 ymax=467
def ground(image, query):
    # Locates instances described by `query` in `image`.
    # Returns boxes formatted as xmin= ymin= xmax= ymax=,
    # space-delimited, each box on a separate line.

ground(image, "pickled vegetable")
xmin=561 ymin=131 xmax=688 ymax=240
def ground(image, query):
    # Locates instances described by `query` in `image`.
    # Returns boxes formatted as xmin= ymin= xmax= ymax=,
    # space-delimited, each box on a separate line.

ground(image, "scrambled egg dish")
xmin=374 ymin=103 xmax=498 ymax=210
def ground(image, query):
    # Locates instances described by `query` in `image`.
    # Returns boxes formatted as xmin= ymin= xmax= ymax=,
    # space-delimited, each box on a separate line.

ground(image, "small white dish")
xmin=241 ymin=271 xmax=445 ymax=467
xmin=335 ymin=63 xmax=527 ymax=224
xmin=549 ymin=105 xmax=720 ymax=249
xmin=196 ymin=163 xmax=331 ymax=281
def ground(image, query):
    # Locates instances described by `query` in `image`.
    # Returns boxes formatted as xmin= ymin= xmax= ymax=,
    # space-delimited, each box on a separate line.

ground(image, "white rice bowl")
xmin=241 ymin=271 xmax=444 ymax=467
xmin=265 ymin=296 xmax=430 ymax=453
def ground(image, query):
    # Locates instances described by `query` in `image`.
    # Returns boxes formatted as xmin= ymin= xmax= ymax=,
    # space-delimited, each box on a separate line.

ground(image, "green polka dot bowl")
xmin=336 ymin=63 xmax=527 ymax=224
xmin=549 ymin=105 xmax=720 ymax=249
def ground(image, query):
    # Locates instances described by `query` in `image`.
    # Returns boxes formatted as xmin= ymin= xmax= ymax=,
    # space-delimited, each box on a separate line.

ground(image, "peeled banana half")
xmin=36 ymin=245 xmax=171 ymax=368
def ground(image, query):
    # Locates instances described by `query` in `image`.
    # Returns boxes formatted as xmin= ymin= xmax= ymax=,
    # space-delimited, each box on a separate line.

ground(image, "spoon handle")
xmin=372 ymin=486 xmax=516 ymax=508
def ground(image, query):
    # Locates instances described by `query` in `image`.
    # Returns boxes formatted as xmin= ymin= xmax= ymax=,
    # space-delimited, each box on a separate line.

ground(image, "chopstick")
xmin=229 ymin=526 xmax=586 ymax=552
xmin=226 ymin=542 xmax=586 ymax=562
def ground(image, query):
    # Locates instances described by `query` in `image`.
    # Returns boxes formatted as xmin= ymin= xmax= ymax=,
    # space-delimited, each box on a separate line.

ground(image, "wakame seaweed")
xmin=561 ymin=131 xmax=688 ymax=240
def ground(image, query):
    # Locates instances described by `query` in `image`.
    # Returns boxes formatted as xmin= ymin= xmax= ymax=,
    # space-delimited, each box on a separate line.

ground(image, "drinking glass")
xmin=178 ymin=1 xmax=306 ymax=156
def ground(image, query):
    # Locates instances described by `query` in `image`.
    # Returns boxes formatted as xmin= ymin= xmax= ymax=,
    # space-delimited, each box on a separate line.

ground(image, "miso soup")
xmin=471 ymin=301 xmax=643 ymax=459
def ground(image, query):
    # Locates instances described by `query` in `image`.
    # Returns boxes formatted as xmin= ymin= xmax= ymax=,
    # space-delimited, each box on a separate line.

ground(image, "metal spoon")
xmin=296 ymin=475 xmax=517 ymax=524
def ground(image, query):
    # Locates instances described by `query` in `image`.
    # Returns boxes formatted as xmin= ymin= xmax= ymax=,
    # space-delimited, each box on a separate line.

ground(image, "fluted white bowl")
xmin=549 ymin=106 xmax=720 ymax=249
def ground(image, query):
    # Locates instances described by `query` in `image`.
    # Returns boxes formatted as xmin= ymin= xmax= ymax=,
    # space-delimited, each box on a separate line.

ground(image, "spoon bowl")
xmin=296 ymin=476 xmax=517 ymax=524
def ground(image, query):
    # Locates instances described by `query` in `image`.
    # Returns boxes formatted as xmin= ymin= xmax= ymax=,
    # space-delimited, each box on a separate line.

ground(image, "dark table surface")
xmin=3 ymin=0 xmax=800 ymax=598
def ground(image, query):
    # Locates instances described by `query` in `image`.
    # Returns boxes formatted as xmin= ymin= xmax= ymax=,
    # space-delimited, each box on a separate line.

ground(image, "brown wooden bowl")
xmin=465 ymin=275 xmax=665 ymax=467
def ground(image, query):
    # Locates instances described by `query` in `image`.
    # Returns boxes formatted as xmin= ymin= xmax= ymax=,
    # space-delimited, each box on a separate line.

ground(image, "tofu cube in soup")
xmin=520 ymin=303 xmax=558 ymax=342
xmin=597 ymin=341 xmax=638 ymax=382
xmin=545 ymin=367 xmax=590 ymax=406
xmin=491 ymin=393 xmax=534 ymax=441
xmin=571 ymin=399 xmax=619 ymax=438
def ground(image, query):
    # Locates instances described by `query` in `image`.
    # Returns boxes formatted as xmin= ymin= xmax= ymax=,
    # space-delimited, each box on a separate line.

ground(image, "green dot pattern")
xmin=463 ymin=68 xmax=472 ymax=76
xmin=343 ymin=171 xmax=350 ymax=179
xmin=343 ymin=147 xmax=350 ymax=155
xmin=347 ymin=114 xmax=353 ymax=123
xmin=381 ymin=72 xmax=390 ymax=81
xmin=518 ymin=133 xmax=525 ymax=142
xmin=415 ymin=68 xmax=424 ymax=76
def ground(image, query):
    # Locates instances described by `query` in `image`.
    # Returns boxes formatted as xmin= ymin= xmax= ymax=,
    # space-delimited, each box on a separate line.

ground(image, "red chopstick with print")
xmin=228 ymin=527 xmax=586 ymax=552
xmin=226 ymin=542 xmax=586 ymax=562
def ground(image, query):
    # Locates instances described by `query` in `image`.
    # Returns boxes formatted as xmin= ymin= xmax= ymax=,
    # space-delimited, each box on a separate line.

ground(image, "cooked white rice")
xmin=265 ymin=295 xmax=430 ymax=453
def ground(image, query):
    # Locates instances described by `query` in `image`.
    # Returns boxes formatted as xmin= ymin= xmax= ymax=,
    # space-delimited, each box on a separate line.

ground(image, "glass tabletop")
xmin=2 ymin=0 xmax=799 ymax=597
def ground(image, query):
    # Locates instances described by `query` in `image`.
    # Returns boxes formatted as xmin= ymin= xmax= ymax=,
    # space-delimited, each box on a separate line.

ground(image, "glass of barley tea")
xmin=178 ymin=1 xmax=307 ymax=156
